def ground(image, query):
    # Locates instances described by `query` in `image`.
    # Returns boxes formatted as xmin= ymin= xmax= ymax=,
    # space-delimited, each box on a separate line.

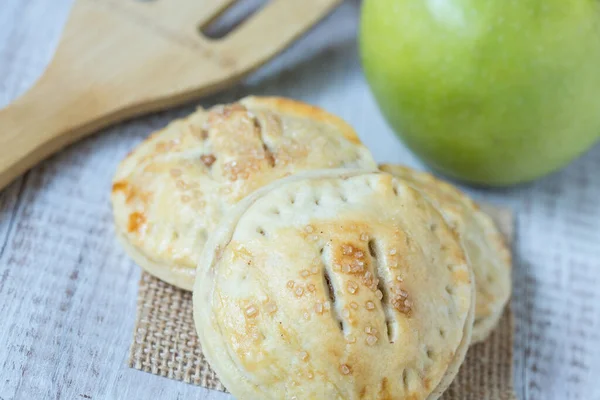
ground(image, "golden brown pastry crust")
xmin=111 ymin=97 xmax=376 ymax=290
xmin=194 ymin=169 xmax=474 ymax=400
xmin=380 ymin=164 xmax=511 ymax=343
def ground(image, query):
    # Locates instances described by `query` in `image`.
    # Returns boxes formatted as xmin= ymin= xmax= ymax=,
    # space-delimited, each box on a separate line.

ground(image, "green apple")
xmin=360 ymin=0 xmax=600 ymax=185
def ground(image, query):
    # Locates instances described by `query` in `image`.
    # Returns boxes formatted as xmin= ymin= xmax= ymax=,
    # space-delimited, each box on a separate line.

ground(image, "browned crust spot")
xmin=379 ymin=377 xmax=391 ymax=399
xmin=423 ymin=376 xmax=432 ymax=391
xmin=127 ymin=212 xmax=146 ymax=233
xmin=201 ymin=154 xmax=216 ymax=167
xmin=112 ymin=181 xmax=128 ymax=193
xmin=112 ymin=181 xmax=148 ymax=205
xmin=336 ymin=242 xmax=368 ymax=276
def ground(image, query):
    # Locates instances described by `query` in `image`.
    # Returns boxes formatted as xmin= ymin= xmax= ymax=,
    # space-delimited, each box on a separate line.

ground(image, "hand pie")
xmin=380 ymin=164 xmax=511 ymax=343
xmin=194 ymin=170 xmax=474 ymax=400
xmin=111 ymin=97 xmax=376 ymax=290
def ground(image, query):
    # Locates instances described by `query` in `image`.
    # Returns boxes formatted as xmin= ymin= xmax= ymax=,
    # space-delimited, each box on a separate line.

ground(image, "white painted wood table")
xmin=1 ymin=1 xmax=599 ymax=399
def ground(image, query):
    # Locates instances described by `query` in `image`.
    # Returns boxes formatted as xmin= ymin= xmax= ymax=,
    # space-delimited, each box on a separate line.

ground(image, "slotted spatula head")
xmin=0 ymin=0 xmax=341 ymax=191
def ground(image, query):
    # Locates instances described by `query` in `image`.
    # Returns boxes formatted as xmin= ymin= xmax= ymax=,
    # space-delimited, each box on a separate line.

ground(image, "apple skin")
xmin=360 ymin=0 xmax=600 ymax=185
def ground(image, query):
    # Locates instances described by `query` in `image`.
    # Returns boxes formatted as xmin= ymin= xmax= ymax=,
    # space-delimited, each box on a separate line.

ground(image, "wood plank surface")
xmin=1 ymin=1 xmax=600 ymax=399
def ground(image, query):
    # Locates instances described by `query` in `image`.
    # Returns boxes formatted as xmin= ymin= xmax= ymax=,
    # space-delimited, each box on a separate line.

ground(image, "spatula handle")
xmin=0 ymin=71 xmax=116 ymax=189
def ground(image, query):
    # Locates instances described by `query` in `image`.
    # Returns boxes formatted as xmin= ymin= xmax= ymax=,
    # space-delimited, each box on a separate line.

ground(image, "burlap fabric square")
xmin=128 ymin=204 xmax=516 ymax=400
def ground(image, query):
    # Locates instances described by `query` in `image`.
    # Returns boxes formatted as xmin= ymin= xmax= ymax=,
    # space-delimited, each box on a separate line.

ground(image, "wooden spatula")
xmin=0 ymin=0 xmax=341 ymax=190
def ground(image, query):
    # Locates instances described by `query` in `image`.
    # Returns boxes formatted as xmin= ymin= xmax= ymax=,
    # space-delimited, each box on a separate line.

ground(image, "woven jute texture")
xmin=128 ymin=204 xmax=516 ymax=399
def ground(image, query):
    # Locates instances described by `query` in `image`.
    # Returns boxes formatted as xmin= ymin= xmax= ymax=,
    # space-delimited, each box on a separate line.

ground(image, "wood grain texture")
xmin=1 ymin=1 xmax=599 ymax=399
